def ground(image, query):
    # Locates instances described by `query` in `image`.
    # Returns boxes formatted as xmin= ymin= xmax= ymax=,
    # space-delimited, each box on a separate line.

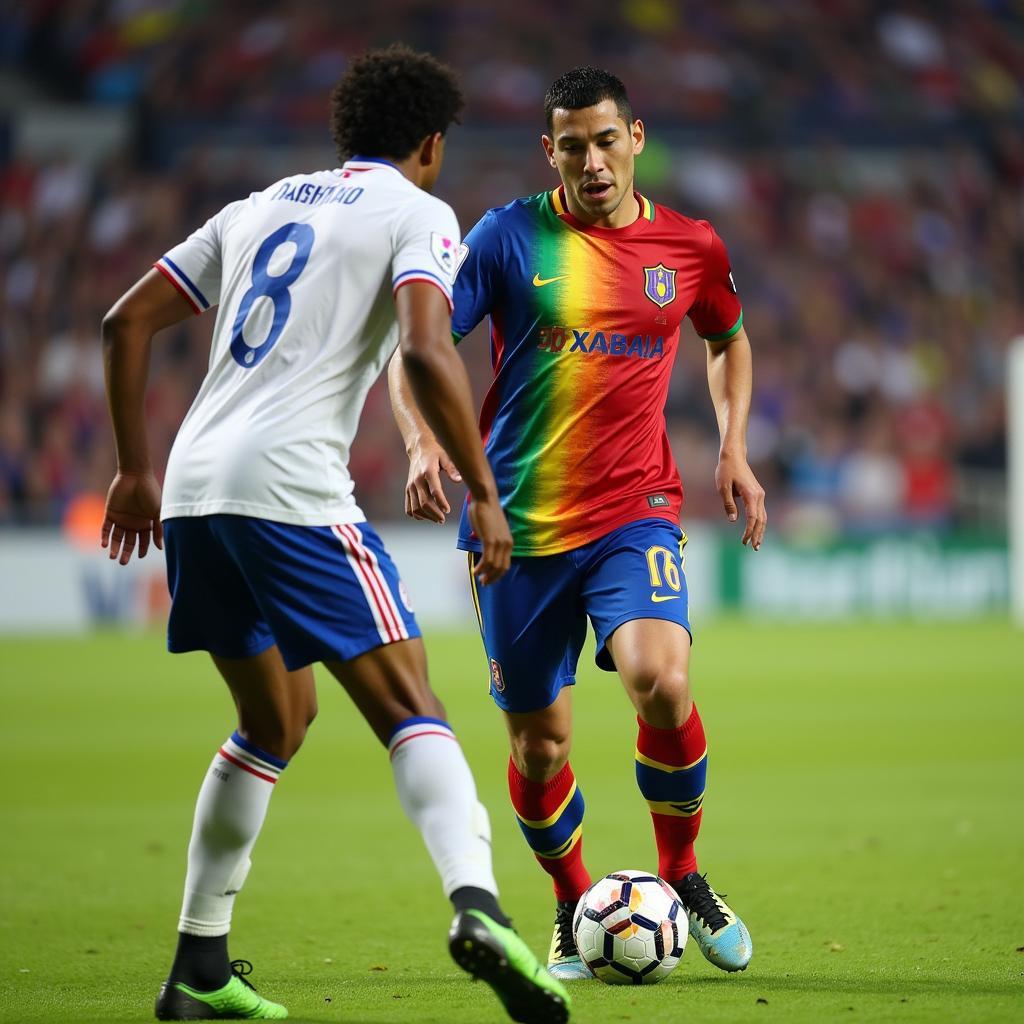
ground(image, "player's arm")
xmin=100 ymin=269 xmax=195 ymax=564
xmin=388 ymin=346 xmax=462 ymax=525
xmin=389 ymin=210 xmax=496 ymax=526
xmin=706 ymin=325 xmax=767 ymax=550
xmin=394 ymin=281 xmax=511 ymax=584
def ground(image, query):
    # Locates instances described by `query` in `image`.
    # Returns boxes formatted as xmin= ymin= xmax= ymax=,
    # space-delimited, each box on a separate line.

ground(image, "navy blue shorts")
xmin=466 ymin=518 xmax=691 ymax=713
xmin=164 ymin=516 xmax=420 ymax=671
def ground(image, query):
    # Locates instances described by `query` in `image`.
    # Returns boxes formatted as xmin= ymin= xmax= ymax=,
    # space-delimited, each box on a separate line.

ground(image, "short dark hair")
xmin=544 ymin=66 xmax=633 ymax=131
xmin=329 ymin=44 xmax=464 ymax=162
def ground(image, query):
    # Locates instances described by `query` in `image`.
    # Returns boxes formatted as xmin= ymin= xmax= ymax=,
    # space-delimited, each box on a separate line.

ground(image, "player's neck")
xmin=392 ymin=153 xmax=426 ymax=189
xmin=563 ymin=187 xmax=641 ymax=230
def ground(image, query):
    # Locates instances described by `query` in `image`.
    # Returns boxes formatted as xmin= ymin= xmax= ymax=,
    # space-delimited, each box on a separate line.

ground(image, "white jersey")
xmin=157 ymin=159 xmax=460 ymax=525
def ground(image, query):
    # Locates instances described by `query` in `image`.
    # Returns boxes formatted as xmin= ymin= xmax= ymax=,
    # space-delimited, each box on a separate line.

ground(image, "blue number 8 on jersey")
xmin=231 ymin=222 xmax=315 ymax=368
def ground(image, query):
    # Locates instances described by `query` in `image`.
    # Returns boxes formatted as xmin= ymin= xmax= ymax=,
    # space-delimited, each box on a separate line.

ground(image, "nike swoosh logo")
xmin=651 ymin=593 xmax=681 ymax=603
xmin=532 ymin=273 xmax=569 ymax=287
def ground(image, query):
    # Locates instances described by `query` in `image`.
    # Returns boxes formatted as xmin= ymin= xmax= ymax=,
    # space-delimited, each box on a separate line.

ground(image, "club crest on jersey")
xmin=431 ymin=232 xmax=456 ymax=278
xmin=643 ymin=263 xmax=677 ymax=308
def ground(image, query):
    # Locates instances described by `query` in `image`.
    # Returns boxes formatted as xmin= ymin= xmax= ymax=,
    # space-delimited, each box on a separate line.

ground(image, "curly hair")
xmin=329 ymin=44 xmax=464 ymax=163
xmin=544 ymin=66 xmax=633 ymax=131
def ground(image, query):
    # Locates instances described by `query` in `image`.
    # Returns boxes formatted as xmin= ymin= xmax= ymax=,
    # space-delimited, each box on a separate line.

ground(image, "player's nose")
xmin=583 ymin=144 xmax=605 ymax=174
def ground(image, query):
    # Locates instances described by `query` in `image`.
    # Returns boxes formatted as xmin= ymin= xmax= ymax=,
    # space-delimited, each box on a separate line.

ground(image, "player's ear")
xmin=541 ymin=134 xmax=557 ymax=169
xmin=631 ymin=119 xmax=645 ymax=156
xmin=420 ymin=131 xmax=444 ymax=168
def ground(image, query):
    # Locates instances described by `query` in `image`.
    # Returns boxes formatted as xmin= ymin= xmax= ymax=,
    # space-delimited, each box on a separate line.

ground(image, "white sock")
xmin=178 ymin=732 xmax=287 ymax=936
xmin=389 ymin=717 xmax=499 ymax=898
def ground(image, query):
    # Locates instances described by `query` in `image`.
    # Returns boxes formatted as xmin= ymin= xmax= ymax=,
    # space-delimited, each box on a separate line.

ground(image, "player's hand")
xmin=101 ymin=470 xmax=164 ymax=565
xmin=405 ymin=441 xmax=462 ymax=524
xmin=715 ymin=452 xmax=767 ymax=550
xmin=467 ymin=493 xmax=513 ymax=585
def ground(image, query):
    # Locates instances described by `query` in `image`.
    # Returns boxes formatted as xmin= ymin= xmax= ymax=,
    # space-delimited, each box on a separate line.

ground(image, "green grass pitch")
xmin=1 ymin=619 xmax=1022 ymax=1023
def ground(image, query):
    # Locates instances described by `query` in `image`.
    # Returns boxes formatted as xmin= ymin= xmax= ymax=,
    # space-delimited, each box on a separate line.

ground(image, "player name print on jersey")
xmin=270 ymin=180 xmax=365 ymax=207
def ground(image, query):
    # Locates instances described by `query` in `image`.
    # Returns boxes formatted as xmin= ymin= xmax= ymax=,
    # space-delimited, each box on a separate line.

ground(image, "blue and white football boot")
xmin=546 ymin=901 xmax=594 ymax=981
xmin=675 ymin=873 xmax=753 ymax=972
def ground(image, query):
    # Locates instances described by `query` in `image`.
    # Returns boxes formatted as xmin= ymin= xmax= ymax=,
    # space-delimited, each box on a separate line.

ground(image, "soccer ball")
xmin=573 ymin=870 xmax=686 ymax=985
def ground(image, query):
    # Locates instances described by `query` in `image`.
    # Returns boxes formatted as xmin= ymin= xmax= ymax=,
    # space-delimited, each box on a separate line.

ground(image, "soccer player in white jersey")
xmin=99 ymin=46 xmax=570 ymax=1024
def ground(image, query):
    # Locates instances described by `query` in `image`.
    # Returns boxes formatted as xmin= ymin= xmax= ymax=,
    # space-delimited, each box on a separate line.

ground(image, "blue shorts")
xmin=164 ymin=516 xmax=420 ymax=671
xmin=467 ymin=518 xmax=691 ymax=713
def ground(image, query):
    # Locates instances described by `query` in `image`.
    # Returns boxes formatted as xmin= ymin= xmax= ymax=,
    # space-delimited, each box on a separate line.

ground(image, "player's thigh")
xmin=214 ymin=517 xmax=420 ymax=672
xmin=323 ymin=636 xmax=442 ymax=745
xmin=163 ymin=516 xmax=276 ymax=661
xmin=581 ymin=517 xmax=692 ymax=675
xmin=211 ymin=646 xmax=318 ymax=761
xmin=607 ymin=617 xmax=693 ymax=725
xmin=468 ymin=551 xmax=588 ymax=715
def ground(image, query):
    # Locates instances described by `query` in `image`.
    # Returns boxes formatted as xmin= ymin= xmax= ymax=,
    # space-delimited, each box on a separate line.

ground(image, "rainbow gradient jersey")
xmin=452 ymin=186 xmax=742 ymax=556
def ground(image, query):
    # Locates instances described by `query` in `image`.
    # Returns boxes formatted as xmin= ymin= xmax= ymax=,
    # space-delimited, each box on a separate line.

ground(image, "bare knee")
xmin=238 ymin=697 xmax=317 ymax=762
xmin=510 ymin=729 xmax=571 ymax=782
xmin=629 ymin=666 xmax=692 ymax=728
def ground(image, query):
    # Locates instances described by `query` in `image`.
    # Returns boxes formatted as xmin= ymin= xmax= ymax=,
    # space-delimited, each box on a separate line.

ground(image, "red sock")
xmin=635 ymin=704 xmax=707 ymax=882
xmin=507 ymin=758 xmax=592 ymax=903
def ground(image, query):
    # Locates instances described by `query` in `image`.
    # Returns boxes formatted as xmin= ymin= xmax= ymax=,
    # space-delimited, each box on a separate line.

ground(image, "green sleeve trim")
xmin=452 ymin=330 xmax=463 ymax=345
xmin=702 ymin=310 xmax=743 ymax=342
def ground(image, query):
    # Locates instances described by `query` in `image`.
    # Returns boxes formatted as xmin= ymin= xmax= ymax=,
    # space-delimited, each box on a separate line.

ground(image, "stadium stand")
xmin=0 ymin=1 xmax=1019 ymax=531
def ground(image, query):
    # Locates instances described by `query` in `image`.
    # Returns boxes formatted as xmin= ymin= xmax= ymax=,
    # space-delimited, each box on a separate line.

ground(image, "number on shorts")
xmin=646 ymin=545 xmax=681 ymax=592
xmin=230 ymin=222 xmax=315 ymax=368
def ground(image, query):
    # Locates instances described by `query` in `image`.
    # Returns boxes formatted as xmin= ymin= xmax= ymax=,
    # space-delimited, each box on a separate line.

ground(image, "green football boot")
xmin=449 ymin=910 xmax=571 ymax=1023
xmin=155 ymin=959 xmax=288 ymax=1020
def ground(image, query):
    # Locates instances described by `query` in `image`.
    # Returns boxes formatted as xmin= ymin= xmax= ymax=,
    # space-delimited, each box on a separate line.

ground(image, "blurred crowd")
xmin=7 ymin=0 xmax=1023 ymax=132
xmin=1 ymin=0 xmax=1021 ymax=534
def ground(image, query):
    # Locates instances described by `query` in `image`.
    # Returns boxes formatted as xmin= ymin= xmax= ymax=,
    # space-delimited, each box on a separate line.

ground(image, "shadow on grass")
xmin=685 ymin=972 xmax=1022 ymax=999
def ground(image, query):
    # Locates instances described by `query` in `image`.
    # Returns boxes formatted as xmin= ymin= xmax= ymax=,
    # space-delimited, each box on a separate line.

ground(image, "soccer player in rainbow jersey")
xmin=100 ymin=46 xmax=569 ymax=1022
xmin=391 ymin=66 xmax=766 ymax=980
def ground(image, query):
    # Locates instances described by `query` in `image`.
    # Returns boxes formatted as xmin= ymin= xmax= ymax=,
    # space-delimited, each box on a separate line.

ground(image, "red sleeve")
xmin=686 ymin=222 xmax=743 ymax=341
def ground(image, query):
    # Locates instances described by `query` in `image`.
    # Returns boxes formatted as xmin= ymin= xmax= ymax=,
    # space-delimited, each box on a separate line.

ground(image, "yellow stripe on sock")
xmin=635 ymin=746 xmax=707 ymax=774
xmin=515 ymin=781 xmax=578 ymax=830
xmin=646 ymin=795 xmax=705 ymax=817
xmin=536 ymin=824 xmax=583 ymax=860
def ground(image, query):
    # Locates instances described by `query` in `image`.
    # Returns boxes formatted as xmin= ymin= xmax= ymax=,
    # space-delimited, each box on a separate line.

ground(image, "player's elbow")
xmin=100 ymin=305 xmax=128 ymax=343
xmin=100 ymin=300 xmax=145 ymax=352
xmin=398 ymin=332 xmax=445 ymax=383
xmin=100 ymin=307 xmax=130 ymax=366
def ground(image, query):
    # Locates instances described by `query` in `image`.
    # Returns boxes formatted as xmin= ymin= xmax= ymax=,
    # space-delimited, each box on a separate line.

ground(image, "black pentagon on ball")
xmin=603 ymin=931 xmax=616 ymax=961
xmin=654 ymin=927 xmax=665 ymax=959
